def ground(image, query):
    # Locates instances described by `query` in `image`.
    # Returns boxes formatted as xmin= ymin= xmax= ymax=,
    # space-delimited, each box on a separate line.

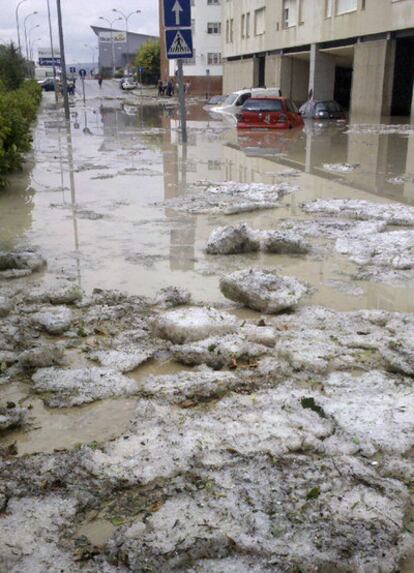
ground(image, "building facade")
xmin=222 ymin=0 xmax=414 ymax=117
xmin=159 ymin=0 xmax=223 ymax=95
xmin=91 ymin=26 xmax=158 ymax=75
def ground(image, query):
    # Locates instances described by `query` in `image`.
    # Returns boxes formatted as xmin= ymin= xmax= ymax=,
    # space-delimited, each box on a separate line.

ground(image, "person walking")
xmin=97 ymin=74 xmax=103 ymax=89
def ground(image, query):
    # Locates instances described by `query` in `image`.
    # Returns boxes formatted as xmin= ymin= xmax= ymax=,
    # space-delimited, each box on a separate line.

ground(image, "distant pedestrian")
xmin=157 ymin=79 xmax=164 ymax=97
xmin=166 ymin=79 xmax=173 ymax=97
xmin=97 ymin=75 xmax=103 ymax=88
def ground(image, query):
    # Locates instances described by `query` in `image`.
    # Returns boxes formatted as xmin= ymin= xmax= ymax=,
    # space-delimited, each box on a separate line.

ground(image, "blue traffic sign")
xmin=165 ymin=29 xmax=193 ymax=59
xmin=164 ymin=0 xmax=191 ymax=28
xmin=79 ymin=69 xmax=87 ymax=78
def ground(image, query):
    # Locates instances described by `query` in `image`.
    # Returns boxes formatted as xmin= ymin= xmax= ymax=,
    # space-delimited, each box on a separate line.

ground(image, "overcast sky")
xmin=1 ymin=0 xmax=159 ymax=63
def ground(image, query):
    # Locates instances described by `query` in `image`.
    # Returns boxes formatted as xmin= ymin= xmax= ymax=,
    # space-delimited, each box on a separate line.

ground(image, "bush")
xmin=0 ymin=80 xmax=42 ymax=188
xmin=0 ymin=43 xmax=26 ymax=91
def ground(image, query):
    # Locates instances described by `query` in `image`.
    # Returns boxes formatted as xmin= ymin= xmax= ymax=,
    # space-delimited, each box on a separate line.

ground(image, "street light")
xmin=99 ymin=16 xmax=122 ymax=77
xmin=30 ymin=37 xmax=42 ymax=61
xmin=28 ymin=24 xmax=40 ymax=61
xmin=112 ymin=9 xmax=141 ymax=69
xmin=84 ymin=43 xmax=97 ymax=69
xmin=24 ymin=11 xmax=38 ymax=61
xmin=15 ymin=0 xmax=30 ymax=55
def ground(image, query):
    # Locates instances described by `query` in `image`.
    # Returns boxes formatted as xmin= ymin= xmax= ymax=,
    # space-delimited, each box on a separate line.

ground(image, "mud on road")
xmin=1 ymin=86 xmax=414 ymax=571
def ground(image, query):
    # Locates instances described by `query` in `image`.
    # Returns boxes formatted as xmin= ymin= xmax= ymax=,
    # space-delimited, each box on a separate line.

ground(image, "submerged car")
xmin=237 ymin=97 xmax=304 ymax=130
xmin=211 ymin=87 xmax=282 ymax=117
xmin=299 ymin=100 xmax=346 ymax=120
xmin=120 ymin=77 xmax=138 ymax=90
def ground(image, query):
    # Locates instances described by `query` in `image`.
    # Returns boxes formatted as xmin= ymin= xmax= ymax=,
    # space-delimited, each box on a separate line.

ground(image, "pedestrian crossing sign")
xmin=165 ymin=29 xmax=193 ymax=59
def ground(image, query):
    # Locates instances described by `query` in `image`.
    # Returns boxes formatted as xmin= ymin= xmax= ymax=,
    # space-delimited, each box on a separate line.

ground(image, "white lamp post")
xmin=112 ymin=9 xmax=141 ymax=69
xmin=99 ymin=16 xmax=122 ymax=77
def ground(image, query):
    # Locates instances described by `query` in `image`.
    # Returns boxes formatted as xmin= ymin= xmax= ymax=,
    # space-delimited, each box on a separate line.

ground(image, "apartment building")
xmin=222 ymin=0 xmax=414 ymax=117
xmin=159 ymin=0 xmax=223 ymax=95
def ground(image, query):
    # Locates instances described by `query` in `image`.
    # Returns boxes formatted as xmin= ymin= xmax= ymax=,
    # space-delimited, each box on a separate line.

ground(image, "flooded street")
xmin=1 ymin=81 xmax=414 ymax=572
xmin=2 ymin=80 xmax=414 ymax=310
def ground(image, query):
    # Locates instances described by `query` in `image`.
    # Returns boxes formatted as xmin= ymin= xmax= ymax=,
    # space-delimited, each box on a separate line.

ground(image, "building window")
xmin=207 ymin=22 xmax=221 ymax=34
xmin=226 ymin=20 xmax=229 ymax=43
xmin=241 ymin=14 xmax=245 ymax=38
xmin=282 ymin=0 xmax=297 ymax=29
xmin=191 ymin=19 xmax=195 ymax=34
xmin=246 ymin=12 xmax=250 ymax=37
xmin=336 ymin=0 xmax=357 ymax=14
xmin=254 ymin=7 xmax=265 ymax=35
xmin=325 ymin=0 xmax=333 ymax=17
xmin=207 ymin=0 xmax=220 ymax=4
xmin=230 ymin=18 xmax=234 ymax=42
xmin=207 ymin=52 xmax=222 ymax=65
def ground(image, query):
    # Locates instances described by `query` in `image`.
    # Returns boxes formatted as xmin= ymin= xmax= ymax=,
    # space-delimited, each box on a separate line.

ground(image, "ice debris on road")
xmin=163 ymin=180 xmax=297 ymax=215
xmin=220 ymin=268 xmax=307 ymax=313
xmin=302 ymin=198 xmax=414 ymax=226
xmin=206 ymin=223 xmax=310 ymax=255
xmin=32 ymin=367 xmax=138 ymax=407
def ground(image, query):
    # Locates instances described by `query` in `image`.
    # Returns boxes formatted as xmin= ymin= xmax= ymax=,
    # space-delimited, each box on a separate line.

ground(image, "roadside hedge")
xmin=0 ymin=80 xmax=42 ymax=188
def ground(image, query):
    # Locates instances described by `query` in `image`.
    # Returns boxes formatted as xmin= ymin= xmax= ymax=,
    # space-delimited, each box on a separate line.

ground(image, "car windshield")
xmin=242 ymin=99 xmax=283 ymax=112
xmin=223 ymin=93 xmax=240 ymax=106
xmin=316 ymin=101 xmax=342 ymax=112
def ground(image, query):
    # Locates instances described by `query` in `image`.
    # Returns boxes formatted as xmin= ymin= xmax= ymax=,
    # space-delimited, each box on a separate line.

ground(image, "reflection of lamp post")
xmin=30 ymin=36 xmax=42 ymax=61
xmin=15 ymin=0 xmax=29 ymax=55
xmin=24 ymin=11 xmax=38 ymax=60
xmin=28 ymin=24 xmax=40 ymax=60
xmin=99 ymin=16 xmax=122 ymax=77
xmin=112 ymin=9 xmax=141 ymax=69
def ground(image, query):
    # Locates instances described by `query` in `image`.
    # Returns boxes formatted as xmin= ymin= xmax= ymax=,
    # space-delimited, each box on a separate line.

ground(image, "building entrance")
xmin=391 ymin=38 xmax=414 ymax=116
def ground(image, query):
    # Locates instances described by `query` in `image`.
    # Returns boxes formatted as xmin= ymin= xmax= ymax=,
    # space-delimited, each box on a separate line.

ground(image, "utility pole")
xmin=56 ymin=0 xmax=70 ymax=121
xmin=47 ymin=0 xmax=59 ymax=103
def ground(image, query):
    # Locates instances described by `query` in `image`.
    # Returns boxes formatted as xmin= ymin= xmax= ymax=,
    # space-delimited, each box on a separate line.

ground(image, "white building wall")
xmin=169 ymin=0 xmax=223 ymax=77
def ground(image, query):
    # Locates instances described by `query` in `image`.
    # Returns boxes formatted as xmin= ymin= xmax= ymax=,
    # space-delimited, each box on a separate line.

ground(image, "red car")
xmin=237 ymin=97 xmax=304 ymax=130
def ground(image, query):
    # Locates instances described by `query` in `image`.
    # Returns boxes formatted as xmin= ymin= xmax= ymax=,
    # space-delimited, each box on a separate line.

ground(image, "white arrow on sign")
xmin=172 ymin=0 xmax=183 ymax=25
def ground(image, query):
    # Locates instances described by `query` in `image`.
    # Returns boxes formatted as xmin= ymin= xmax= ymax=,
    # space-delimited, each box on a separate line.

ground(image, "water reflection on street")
xmin=1 ymin=83 xmax=414 ymax=313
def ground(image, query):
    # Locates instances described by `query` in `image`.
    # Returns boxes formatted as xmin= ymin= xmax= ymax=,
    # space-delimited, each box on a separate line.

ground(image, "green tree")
xmin=134 ymin=40 xmax=160 ymax=84
xmin=0 ymin=43 xmax=26 ymax=92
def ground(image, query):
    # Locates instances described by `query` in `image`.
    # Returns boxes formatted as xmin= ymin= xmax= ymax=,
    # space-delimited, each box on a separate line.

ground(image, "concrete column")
xmin=351 ymin=38 xmax=396 ymax=119
xmin=265 ymin=54 xmax=309 ymax=102
xmin=308 ymin=43 xmax=336 ymax=101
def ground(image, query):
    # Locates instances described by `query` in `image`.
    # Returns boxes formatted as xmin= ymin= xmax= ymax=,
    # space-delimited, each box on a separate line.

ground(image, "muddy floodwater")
xmin=1 ymin=81 xmax=414 ymax=572
xmin=2 ymin=85 xmax=414 ymax=311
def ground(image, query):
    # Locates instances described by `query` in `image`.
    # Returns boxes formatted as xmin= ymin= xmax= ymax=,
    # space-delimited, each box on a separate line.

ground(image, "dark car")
xmin=299 ymin=100 xmax=346 ymax=120
xmin=38 ymin=78 xmax=56 ymax=92
xmin=237 ymin=97 xmax=304 ymax=130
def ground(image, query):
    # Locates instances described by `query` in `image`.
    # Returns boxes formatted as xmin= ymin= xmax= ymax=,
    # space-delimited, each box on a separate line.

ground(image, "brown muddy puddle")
xmin=1 ymin=87 xmax=414 ymax=455
xmin=0 ymin=360 xmax=189 ymax=456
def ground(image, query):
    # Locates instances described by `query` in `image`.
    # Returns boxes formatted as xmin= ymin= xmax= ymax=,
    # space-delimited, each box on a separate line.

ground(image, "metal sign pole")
xmin=82 ymin=76 xmax=86 ymax=104
xmin=177 ymin=59 xmax=187 ymax=144
xmin=46 ymin=0 xmax=58 ymax=103
xmin=56 ymin=0 xmax=70 ymax=121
